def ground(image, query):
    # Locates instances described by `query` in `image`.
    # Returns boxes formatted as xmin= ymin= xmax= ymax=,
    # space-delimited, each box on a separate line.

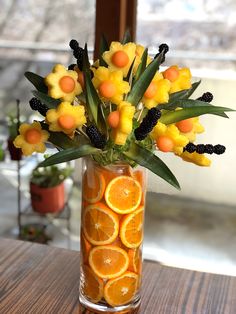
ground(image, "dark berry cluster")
xmin=154 ymin=43 xmax=169 ymax=63
xmin=184 ymin=143 xmax=226 ymax=155
xmin=197 ymin=92 xmax=213 ymax=103
xmin=134 ymin=108 xmax=161 ymax=141
xmin=69 ymin=39 xmax=84 ymax=71
xmin=29 ymin=97 xmax=49 ymax=116
xmin=68 ymin=64 xmax=76 ymax=70
xmin=86 ymin=125 xmax=106 ymax=149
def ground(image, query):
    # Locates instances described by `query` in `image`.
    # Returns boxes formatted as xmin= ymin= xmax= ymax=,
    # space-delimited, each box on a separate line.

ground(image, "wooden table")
xmin=0 ymin=238 xmax=236 ymax=314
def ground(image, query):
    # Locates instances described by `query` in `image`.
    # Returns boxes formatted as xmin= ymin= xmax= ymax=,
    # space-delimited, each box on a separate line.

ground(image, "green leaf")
xmin=122 ymin=29 xmax=131 ymax=44
xmin=134 ymin=48 xmax=148 ymax=83
xmin=38 ymin=145 xmax=100 ymax=167
xmin=25 ymin=72 xmax=48 ymax=93
xmin=32 ymin=90 xmax=60 ymax=109
xmin=124 ymin=57 xmax=136 ymax=86
xmin=123 ymin=142 xmax=180 ymax=190
xmin=97 ymin=104 xmax=107 ymax=135
xmin=161 ymin=98 xmax=229 ymax=118
xmin=99 ymin=34 xmax=109 ymax=67
xmin=160 ymin=103 xmax=234 ymax=125
xmin=127 ymin=51 xmax=164 ymax=106
xmin=167 ymin=81 xmax=201 ymax=104
xmin=83 ymin=44 xmax=99 ymax=124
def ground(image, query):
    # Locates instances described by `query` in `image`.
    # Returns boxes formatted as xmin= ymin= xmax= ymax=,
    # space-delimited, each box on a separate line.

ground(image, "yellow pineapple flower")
xmin=163 ymin=65 xmax=192 ymax=94
xmin=175 ymin=117 xmax=204 ymax=142
xmin=102 ymin=41 xmax=136 ymax=77
xmin=151 ymin=122 xmax=189 ymax=155
xmin=112 ymin=101 xmax=135 ymax=145
xmin=92 ymin=66 xmax=130 ymax=105
xmin=142 ymin=72 xmax=171 ymax=109
xmin=13 ymin=122 xmax=49 ymax=156
xmin=45 ymin=64 xmax=82 ymax=102
xmin=46 ymin=102 xmax=86 ymax=135
xmin=133 ymin=44 xmax=152 ymax=73
xmin=179 ymin=151 xmax=211 ymax=167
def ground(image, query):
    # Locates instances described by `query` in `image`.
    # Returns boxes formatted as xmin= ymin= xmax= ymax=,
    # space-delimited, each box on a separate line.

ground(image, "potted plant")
xmin=30 ymin=164 xmax=72 ymax=214
xmin=7 ymin=114 xmax=22 ymax=160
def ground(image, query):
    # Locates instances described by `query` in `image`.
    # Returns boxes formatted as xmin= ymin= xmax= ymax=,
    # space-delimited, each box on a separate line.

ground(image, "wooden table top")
xmin=0 ymin=238 xmax=236 ymax=314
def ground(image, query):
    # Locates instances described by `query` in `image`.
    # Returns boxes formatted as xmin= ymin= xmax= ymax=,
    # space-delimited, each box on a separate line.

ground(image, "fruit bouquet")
xmin=14 ymin=32 xmax=233 ymax=312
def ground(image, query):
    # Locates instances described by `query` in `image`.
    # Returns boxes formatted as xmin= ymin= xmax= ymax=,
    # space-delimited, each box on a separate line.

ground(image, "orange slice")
xmin=80 ymin=265 xmax=103 ymax=303
xmin=104 ymin=271 xmax=138 ymax=307
xmin=133 ymin=170 xmax=146 ymax=205
xmin=89 ymin=245 xmax=129 ymax=279
xmin=120 ymin=207 xmax=144 ymax=248
xmin=81 ymin=232 xmax=92 ymax=263
xmin=83 ymin=203 xmax=119 ymax=245
xmin=82 ymin=170 xmax=105 ymax=203
xmin=105 ymin=176 xmax=142 ymax=214
xmin=128 ymin=248 xmax=142 ymax=273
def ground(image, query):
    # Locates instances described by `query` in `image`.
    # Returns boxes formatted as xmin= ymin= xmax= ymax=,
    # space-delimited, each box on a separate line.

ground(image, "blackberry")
xmin=196 ymin=144 xmax=205 ymax=154
xmin=213 ymin=144 xmax=226 ymax=155
xmin=69 ymin=39 xmax=79 ymax=50
xmin=159 ymin=43 xmax=169 ymax=54
xmin=29 ymin=97 xmax=41 ymax=110
xmin=68 ymin=63 xmax=76 ymax=70
xmin=204 ymin=144 xmax=214 ymax=154
xmin=86 ymin=125 xmax=106 ymax=149
xmin=29 ymin=97 xmax=49 ymax=117
xmin=197 ymin=92 xmax=213 ymax=103
xmin=135 ymin=108 xmax=161 ymax=141
xmin=184 ymin=143 xmax=196 ymax=153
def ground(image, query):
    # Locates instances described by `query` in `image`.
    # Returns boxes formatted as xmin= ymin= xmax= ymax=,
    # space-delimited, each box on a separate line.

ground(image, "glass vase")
xmin=79 ymin=157 xmax=146 ymax=313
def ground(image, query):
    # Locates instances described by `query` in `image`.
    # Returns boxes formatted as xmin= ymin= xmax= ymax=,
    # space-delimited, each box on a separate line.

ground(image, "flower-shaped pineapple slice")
xmin=45 ymin=64 xmax=82 ymax=102
xmin=13 ymin=122 xmax=49 ymax=156
xmin=163 ymin=65 xmax=192 ymax=94
xmin=46 ymin=102 xmax=86 ymax=135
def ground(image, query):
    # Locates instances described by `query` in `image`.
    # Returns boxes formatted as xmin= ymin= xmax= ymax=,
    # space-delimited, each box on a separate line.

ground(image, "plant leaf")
xmin=38 ymin=145 xmax=100 ymax=167
xmin=25 ymin=72 xmax=48 ymax=93
xmin=83 ymin=44 xmax=99 ymax=124
xmin=167 ymin=81 xmax=201 ymax=104
xmin=134 ymin=48 xmax=148 ymax=83
xmin=32 ymin=90 xmax=60 ymax=109
xmin=124 ymin=57 xmax=136 ymax=86
xmin=160 ymin=98 xmax=228 ymax=118
xmin=122 ymin=29 xmax=131 ymax=44
xmin=99 ymin=34 xmax=109 ymax=67
xmin=160 ymin=104 xmax=234 ymax=125
xmin=127 ymin=51 xmax=164 ymax=106
xmin=123 ymin=142 xmax=180 ymax=190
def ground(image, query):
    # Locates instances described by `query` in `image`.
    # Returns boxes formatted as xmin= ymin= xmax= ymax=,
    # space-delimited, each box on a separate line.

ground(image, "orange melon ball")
xmin=25 ymin=129 xmax=41 ymax=144
xmin=163 ymin=67 xmax=179 ymax=82
xmin=59 ymin=76 xmax=75 ymax=93
xmin=156 ymin=136 xmax=174 ymax=152
xmin=176 ymin=119 xmax=193 ymax=133
xmin=144 ymin=82 xmax=157 ymax=99
xmin=107 ymin=111 xmax=120 ymax=128
xmin=99 ymin=81 xmax=116 ymax=98
xmin=58 ymin=115 xmax=75 ymax=130
xmin=112 ymin=50 xmax=129 ymax=68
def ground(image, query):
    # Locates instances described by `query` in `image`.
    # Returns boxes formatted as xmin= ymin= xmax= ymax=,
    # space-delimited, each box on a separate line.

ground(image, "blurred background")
xmin=0 ymin=0 xmax=236 ymax=275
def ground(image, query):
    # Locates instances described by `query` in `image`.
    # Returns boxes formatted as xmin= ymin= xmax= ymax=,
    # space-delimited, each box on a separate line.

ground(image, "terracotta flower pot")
xmin=7 ymin=138 xmax=22 ymax=161
xmin=30 ymin=182 xmax=65 ymax=214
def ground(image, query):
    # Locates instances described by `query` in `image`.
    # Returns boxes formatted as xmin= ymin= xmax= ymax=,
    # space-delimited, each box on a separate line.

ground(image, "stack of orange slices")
xmin=80 ymin=164 xmax=145 ymax=307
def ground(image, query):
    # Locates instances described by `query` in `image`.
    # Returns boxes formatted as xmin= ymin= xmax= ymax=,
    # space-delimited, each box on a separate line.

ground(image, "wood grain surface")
xmin=0 ymin=238 xmax=236 ymax=314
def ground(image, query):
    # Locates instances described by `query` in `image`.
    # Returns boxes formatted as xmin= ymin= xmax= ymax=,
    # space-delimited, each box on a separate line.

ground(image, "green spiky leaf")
xmin=83 ymin=44 xmax=99 ymax=124
xmin=38 ymin=145 xmax=100 ymax=167
xmin=122 ymin=29 xmax=132 ymax=44
xmin=134 ymin=48 xmax=148 ymax=83
xmin=32 ymin=90 xmax=60 ymax=109
xmin=167 ymin=81 xmax=201 ymax=104
xmin=99 ymin=34 xmax=109 ymax=67
xmin=127 ymin=51 xmax=164 ymax=106
xmin=25 ymin=72 xmax=48 ymax=93
xmin=160 ymin=103 xmax=234 ymax=125
xmin=123 ymin=142 xmax=180 ymax=190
